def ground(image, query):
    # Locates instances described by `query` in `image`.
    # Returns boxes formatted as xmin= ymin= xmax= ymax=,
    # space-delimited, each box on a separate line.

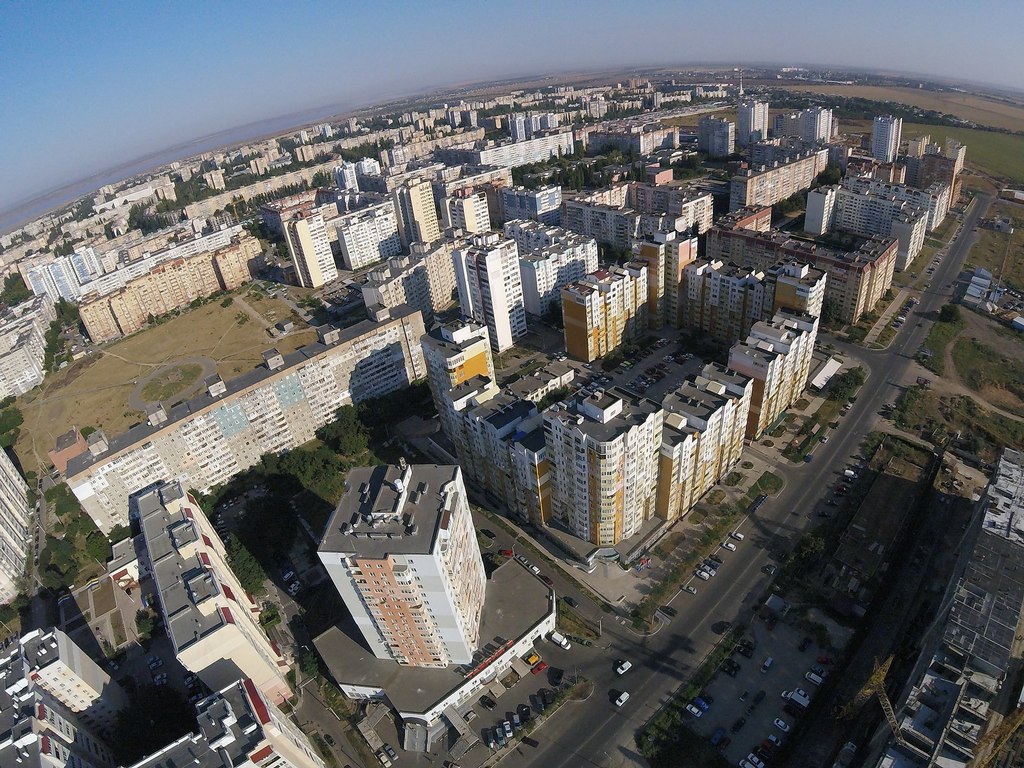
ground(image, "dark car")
xmin=540 ymin=575 xmax=553 ymax=586
xmin=753 ymin=690 xmax=766 ymax=705
xmin=737 ymin=644 xmax=754 ymax=658
xmin=709 ymin=727 xmax=726 ymax=746
xmin=480 ymin=529 xmax=497 ymax=539
xmin=730 ymin=717 xmax=746 ymax=733
xmin=562 ymin=596 xmax=579 ymax=609
xmin=550 ymin=668 xmax=564 ymax=686
xmin=660 ymin=605 xmax=677 ymax=617
xmin=540 ymin=688 xmax=555 ymax=707
xmin=324 ymin=734 xmax=335 ymax=746
xmin=798 ymin=636 xmax=813 ymax=652
xmin=518 ymin=704 xmax=531 ymax=723
xmin=480 ymin=695 xmax=497 ymax=711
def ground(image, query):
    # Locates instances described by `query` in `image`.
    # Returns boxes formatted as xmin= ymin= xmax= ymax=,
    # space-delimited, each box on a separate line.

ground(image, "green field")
xmin=903 ymin=123 xmax=1024 ymax=185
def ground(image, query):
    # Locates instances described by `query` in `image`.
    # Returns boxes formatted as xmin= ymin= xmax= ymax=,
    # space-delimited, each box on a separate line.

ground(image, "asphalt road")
xmin=488 ymin=195 xmax=990 ymax=768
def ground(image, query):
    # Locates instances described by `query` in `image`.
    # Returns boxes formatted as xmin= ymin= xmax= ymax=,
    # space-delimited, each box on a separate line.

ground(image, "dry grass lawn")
xmin=963 ymin=201 xmax=1024 ymax=290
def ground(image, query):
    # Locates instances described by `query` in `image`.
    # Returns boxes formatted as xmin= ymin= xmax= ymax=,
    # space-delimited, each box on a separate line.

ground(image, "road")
xmin=489 ymin=194 xmax=990 ymax=768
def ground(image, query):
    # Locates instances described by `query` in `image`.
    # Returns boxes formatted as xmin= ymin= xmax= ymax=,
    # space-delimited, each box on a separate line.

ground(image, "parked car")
xmin=684 ymin=703 xmax=703 ymax=717
xmin=480 ymin=695 xmax=497 ymax=711
xmin=614 ymin=691 xmax=630 ymax=707
xmin=562 ymin=596 xmax=579 ymax=609
xmin=616 ymin=660 xmax=633 ymax=675
xmin=773 ymin=718 xmax=791 ymax=733
xmin=531 ymin=661 xmax=549 ymax=675
xmin=730 ymin=717 xmax=746 ymax=733
xmin=722 ymin=541 xmax=737 ymax=551
xmin=660 ymin=605 xmax=677 ymax=617
xmin=383 ymin=745 xmax=398 ymax=761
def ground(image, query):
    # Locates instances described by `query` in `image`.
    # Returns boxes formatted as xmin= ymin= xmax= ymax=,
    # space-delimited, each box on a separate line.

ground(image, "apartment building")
xmin=0 ymin=447 xmax=31 ymax=605
xmin=283 ymin=211 xmax=338 ymax=288
xmin=905 ymin=136 xmax=966 ymax=201
xmin=361 ymin=243 xmax=457 ymax=324
xmin=67 ymin=309 xmax=427 ymax=532
xmin=0 ymin=638 xmax=118 ymax=768
xmin=0 ymin=297 xmax=55 ymax=397
xmin=560 ymin=198 xmax=638 ymax=251
xmin=871 ymin=115 xmax=903 ymax=163
xmin=137 ymin=482 xmax=291 ymax=703
xmin=79 ymin=235 xmax=259 ymax=342
xmin=561 ymin=263 xmax=648 ymax=363
xmin=626 ymin=183 xmax=714 ymax=234
xmin=586 ymin=124 xmax=677 ymax=155
xmin=544 ymin=388 xmax=663 ymax=546
xmin=805 ymin=182 xmax=928 ymax=270
xmin=442 ymin=190 xmax=491 ymax=234
xmin=259 ymin=190 xmax=321 ymax=236
xmin=500 ymin=185 xmax=562 ymax=225
xmin=504 ymin=221 xmax=598 ymax=316
xmin=129 ymin=678 xmax=326 ymax=768
xmin=656 ymin=367 xmax=752 ymax=523
xmin=392 ymin=178 xmax=442 ymax=247
xmin=773 ymin=107 xmax=833 ymax=143
xmin=632 ymin=232 xmax=699 ymax=329
xmin=318 ymin=463 xmax=486 ymax=667
xmin=729 ymin=148 xmax=829 ymax=211
xmin=707 ymin=210 xmax=897 ymax=324
xmin=737 ymin=99 xmax=769 ymax=147
xmin=697 ymin=116 xmax=736 ymax=158
xmin=437 ymin=131 xmax=575 ymax=168
xmin=334 ymin=162 xmax=359 ymax=191
xmin=333 ymin=197 xmax=402 ymax=271
xmin=843 ymin=174 xmax=951 ymax=231
xmin=453 ymin=232 xmax=527 ymax=352
xmin=727 ymin=311 xmax=818 ymax=439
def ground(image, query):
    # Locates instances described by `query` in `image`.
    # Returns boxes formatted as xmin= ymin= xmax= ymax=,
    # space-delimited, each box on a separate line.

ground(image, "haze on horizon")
xmin=1 ymin=0 xmax=1021 ymax=220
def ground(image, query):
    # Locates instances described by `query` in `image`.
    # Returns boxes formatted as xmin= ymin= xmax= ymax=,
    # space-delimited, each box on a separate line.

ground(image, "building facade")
xmin=871 ymin=115 xmax=903 ymax=164
xmin=500 ymin=185 xmax=562 ymax=225
xmin=737 ymin=99 xmax=769 ymax=148
xmin=392 ymin=178 xmax=442 ymax=247
xmin=283 ymin=211 xmax=338 ymax=288
xmin=453 ymin=232 xmax=527 ymax=353
xmin=561 ymin=264 xmax=648 ymax=362
xmin=442 ymin=191 xmax=491 ymax=234
xmin=334 ymin=198 xmax=402 ymax=271
xmin=729 ymin=148 xmax=829 ymax=211
xmin=505 ymin=221 xmax=599 ymax=316
xmin=697 ymin=116 xmax=736 ymax=158
xmin=0 ymin=448 xmax=30 ymax=605
xmin=361 ymin=244 xmax=457 ymax=324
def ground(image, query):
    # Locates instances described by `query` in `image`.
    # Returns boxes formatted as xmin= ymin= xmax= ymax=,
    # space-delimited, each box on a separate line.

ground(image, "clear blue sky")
xmin=1 ymin=0 xmax=1021 ymax=214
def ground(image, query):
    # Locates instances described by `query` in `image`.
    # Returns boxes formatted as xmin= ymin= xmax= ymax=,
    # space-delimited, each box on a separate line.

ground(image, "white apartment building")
xmin=729 ymin=148 xmax=829 ymax=211
xmin=137 ymin=482 xmax=291 ymax=704
xmin=737 ymin=99 xmax=769 ymax=147
xmin=334 ymin=198 xmax=402 ymax=271
xmin=841 ymin=174 xmax=951 ymax=231
xmin=283 ymin=211 xmax=338 ymax=288
xmin=504 ymin=221 xmax=598 ymax=316
xmin=392 ymin=178 xmax=442 ymax=247
xmin=698 ymin=116 xmax=736 ymax=158
xmin=334 ymin=162 xmax=359 ymax=191
xmin=544 ymin=388 xmax=663 ymax=546
xmin=0 ymin=297 xmax=55 ymax=398
xmin=442 ymin=191 xmax=491 ymax=234
xmin=318 ymin=463 xmax=486 ymax=667
xmin=500 ymin=185 xmax=562 ymax=225
xmin=453 ymin=232 xmax=527 ymax=352
xmin=439 ymin=131 xmax=575 ymax=168
xmin=361 ymin=243 xmax=457 ymax=324
xmin=773 ymin=107 xmax=833 ymax=143
xmin=0 ymin=447 xmax=30 ymax=605
xmin=872 ymin=115 xmax=903 ymax=164
xmin=66 ymin=310 xmax=427 ymax=531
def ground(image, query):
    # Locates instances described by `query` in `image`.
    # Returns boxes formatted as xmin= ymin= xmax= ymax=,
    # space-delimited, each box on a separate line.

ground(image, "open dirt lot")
xmin=777 ymin=85 xmax=1024 ymax=132
xmin=15 ymin=288 xmax=316 ymax=474
xmin=963 ymin=201 xmax=1024 ymax=288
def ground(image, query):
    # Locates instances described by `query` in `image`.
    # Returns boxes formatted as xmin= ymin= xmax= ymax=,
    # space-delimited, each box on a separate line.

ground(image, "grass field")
xmin=15 ymin=286 xmax=316 ymax=474
xmin=778 ymin=85 xmax=1024 ymax=132
xmin=898 ymin=124 xmax=1024 ymax=186
xmin=140 ymin=363 xmax=203 ymax=402
xmin=963 ymin=201 xmax=1024 ymax=289
xmin=952 ymin=336 xmax=1024 ymax=417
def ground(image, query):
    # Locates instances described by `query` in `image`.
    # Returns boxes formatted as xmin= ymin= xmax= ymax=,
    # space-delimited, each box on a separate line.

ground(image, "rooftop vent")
xmin=262 ymin=349 xmax=284 ymax=371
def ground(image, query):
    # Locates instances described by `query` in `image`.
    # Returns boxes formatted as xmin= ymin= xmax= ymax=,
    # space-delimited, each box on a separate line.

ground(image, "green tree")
xmin=301 ymin=648 xmax=322 ymax=679
xmin=108 ymin=524 xmax=131 ymax=544
xmin=226 ymin=534 xmax=267 ymax=594
xmin=0 ymin=273 xmax=31 ymax=306
xmin=84 ymin=532 xmax=111 ymax=563
xmin=316 ymin=406 xmax=368 ymax=455
xmin=939 ymin=304 xmax=961 ymax=323
xmin=311 ymin=170 xmax=333 ymax=187
xmin=816 ymin=164 xmax=843 ymax=186
xmin=135 ymin=609 xmax=155 ymax=640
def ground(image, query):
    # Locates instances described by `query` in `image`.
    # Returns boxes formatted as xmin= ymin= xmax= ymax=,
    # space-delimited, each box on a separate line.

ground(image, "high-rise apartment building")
xmin=318 ymin=463 xmax=486 ymax=667
xmin=361 ymin=244 xmax=457 ymax=324
xmin=632 ymin=232 xmax=698 ymax=329
xmin=0 ymin=447 xmax=30 ymax=605
xmin=392 ymin=178 xmax=442 ymax=247
xmin=137 ymin=482 xmax=291 ymax=703
xmin=442 ymin=190 xmax=492 ymax=234
xmin=737 ymin=99 xmax=769 ymax=147
xmin=905 ymin=137 xmax=966 ymax=201
xmin=437 ymin=132 xmax=575 ymax=169
xmin=128 ymin=678 xmax=326 ymax=768
xmin=334 ymin=162 xmax=359 ymax=192
xmin=545 ymin=388 xmax=663 ymax=546
xmin=626 ymin=183 xmax=715 ymax=234
xmin=453 ymin=232 xmax=527 ymax=352
xmin=500 ymin=185 xmax=562 ymax=226
xmin=283 ymin=211 xmax=338 ymax=288
xmin=697 ymin=116 xmax=736 ymax=158
xmin=504 ymin=221 xmax=598 ymax=316
xmin=773 ymin=107 xmax=833 ymax=143
xmin=727 ymin=311 xmax=818 ymax=439
xmin=729 ymin=148 xmax=829 ymax=211
xmin=333 ymin=198 xmax=402 ymax=271
xmin=871 ymin=115 xmax=903 ymax=164
xmin=67 ymin=310 xmax=427 ymax=531
xmin=0 ymin=296 xmax=55 ymax=398
xmin=561 ymin=263 xmax=648 ymax=362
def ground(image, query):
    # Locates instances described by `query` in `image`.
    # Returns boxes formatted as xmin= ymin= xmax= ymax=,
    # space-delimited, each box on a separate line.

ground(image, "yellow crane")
xmin=971 ymin=706 xmax=1024 ymax=768
xmin=840 ymin=656 xmax=906 ymax=747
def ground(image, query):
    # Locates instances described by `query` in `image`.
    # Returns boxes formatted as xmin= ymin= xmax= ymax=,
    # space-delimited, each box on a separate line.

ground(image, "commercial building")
xmin=0 ymin=633 xmax=119 ymax=768
xmin=128 ymin=678 xmax=326 ymax=768
xmin=0 ymin=447 xmax=31 ymax=605
xmin=436 ymin=131 xmax=575 ymax=169
xmin=697 ymin=116 xmax=736 ymax=158
xmin=318 ymin=463 xmax=486 ymax=667
xmin=545 ymin=388 xmax=663 ymax=546
xmin=137 ymin=482 xmax=291 ymax=704
xmin=657 ymin=366 xmax=752 ymax=523
xmin=737 ymin=99 xmax=769 ymax=147
xmin=283 ymin=211 xmax=338 ymax=288
xmin=708 ymin=207 xmax=897 ymax=324
xmin=0 ymin=297 xmax=54 ymax=397
xmin=66 ymin=309 xmax=427 ymax=532
xmin=393 ymin=178 xmax=442 ymax=247
xmin=504 ymin=221 xmax=598 ymax=316
xmin=727 ymin=310 xmax=818 ymax=438
xmin=561 ymin=263 xmax=648 ymax=362
xmin=453 ymin=232 xmax=527 ymax=353
xmin=500 ymin=185 xmax=562 ymax=225
xmin=361 ymin=243 xmax=457 ymax=324
xmin=333 ymin=197 xmax=402 ymax=271
xmin=871 ymin=115 xmax=903 ymax=164
xmin=442 ymin=190 xmax=491 ymax=234
xmin=729 ymin=147 xmax=829 ymax=211
xmin=79 ymin=235 xmax=259 ymax=342
xmin=772 ymin=107 xmax=833 ymax=143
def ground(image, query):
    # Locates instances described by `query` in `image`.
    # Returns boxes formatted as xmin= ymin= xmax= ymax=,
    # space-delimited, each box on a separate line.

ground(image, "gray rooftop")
xmin=318 ymin=464 xmax=460 ymax=559
xmin=545 ymin=386 xmax=660 ymax=444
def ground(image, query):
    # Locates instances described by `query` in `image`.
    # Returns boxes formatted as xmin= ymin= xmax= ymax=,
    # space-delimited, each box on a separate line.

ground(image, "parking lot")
xmin=572 ymin=337 xmax=705 ymax=401
xmin=685 ymin=618 xmax=831 ymax=765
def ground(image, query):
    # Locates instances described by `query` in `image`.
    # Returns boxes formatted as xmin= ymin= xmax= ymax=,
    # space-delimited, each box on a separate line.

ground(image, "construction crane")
xmin=840 ymin=656 xmax=906 ymax=747
xmin=971 ymin=706 xmax=1024 ymax=768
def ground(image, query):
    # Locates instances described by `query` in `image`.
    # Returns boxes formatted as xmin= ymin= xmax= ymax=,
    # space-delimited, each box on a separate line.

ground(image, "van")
xmin=549 ymin=631 xmax=571 ymax=650
xmin=761 ymin=657 xmax=774 ymax=673
xmin=805 ymin=671 xmax=824 ymax=686
xmin=843 ymin=469 xmax=857 ymax=479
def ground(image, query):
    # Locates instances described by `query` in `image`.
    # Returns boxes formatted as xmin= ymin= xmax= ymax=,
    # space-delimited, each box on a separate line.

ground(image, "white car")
xmin=722 ymin=541 xmax=737 ymax=551
xmin=684 ymin=703 xmax=703 ymax=717
xmin=774 ymin=717 xmax=790 ymax=732
xmin=695 ymin=569 xmax=711 ymax=581
xmin=746 ymin=754 xmax=765 ymax=768
xmin=615 ymin=660 xmax=632 ymax=675
xmin=615 ymin=691 xmax=630 ymax=707
xmin=730 ymin=531 xmax=745 ymax=541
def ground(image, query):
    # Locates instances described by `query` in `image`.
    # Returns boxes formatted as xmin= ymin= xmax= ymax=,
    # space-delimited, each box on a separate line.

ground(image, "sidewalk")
xmin=862 ymin=287 xmax=909 ymax=346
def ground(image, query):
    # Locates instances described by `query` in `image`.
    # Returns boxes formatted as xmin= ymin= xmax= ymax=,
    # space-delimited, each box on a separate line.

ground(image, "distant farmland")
xmin=902 ymin=124 xmax=1024 ymax=185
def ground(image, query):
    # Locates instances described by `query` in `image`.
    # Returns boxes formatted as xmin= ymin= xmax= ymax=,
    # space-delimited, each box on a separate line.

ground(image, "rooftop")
xmin=545 ymin=386 xmax=661 ymax=444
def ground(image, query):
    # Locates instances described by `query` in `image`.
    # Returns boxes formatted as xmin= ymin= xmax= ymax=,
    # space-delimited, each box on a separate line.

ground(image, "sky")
xmin=1 ymin=0 xmax=1022 ymax=219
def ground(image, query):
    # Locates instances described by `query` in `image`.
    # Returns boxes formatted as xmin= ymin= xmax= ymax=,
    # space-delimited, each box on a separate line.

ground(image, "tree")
xmin=311 ymin=170 xmax=333 ymax=187
xmin=225 ymin=534 xmax=267 ymax=594
xmin=0 ymin=273 xmax=31 ymax=306
xmin=135 ymin=609 xmax=155 ymax=640
xmin=316 ymin=406 xmax=368 ymax=455
xmin=84 ymin=532 xmax=111 ymax=563
xmin=816 ymin=165 xmax=843 ymax=186
xmin=108 ymin=524 xmax=131 ymax=544
xmin=939 ymin=304 xmax=961 ymax=324
xmin=301 ymin=648 xmax=322 ymax=679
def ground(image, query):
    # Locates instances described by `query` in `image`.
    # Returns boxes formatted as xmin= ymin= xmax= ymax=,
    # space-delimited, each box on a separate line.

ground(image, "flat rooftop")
xmin=314 ymin=560 xmax=552 ymax=714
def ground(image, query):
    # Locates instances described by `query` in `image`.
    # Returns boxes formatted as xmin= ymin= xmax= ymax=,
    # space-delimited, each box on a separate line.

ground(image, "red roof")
xmin=242 ymin=678 xmax=271 ymax=725
xmin=249 ymin=744 xmax=274 ymax=763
